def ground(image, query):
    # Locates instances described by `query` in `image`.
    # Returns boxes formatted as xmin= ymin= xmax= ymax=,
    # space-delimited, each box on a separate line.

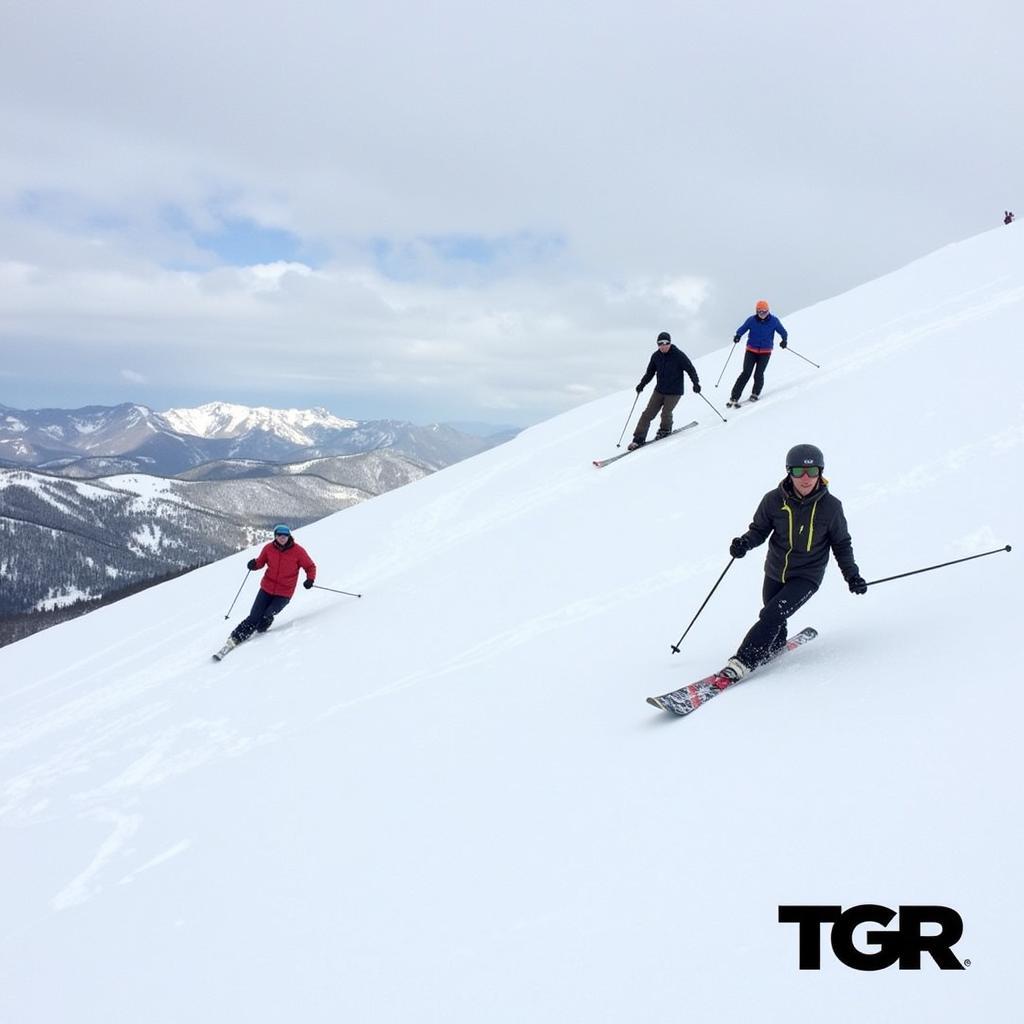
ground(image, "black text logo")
xmin=778 ymin=905 xmax=965 ymax=970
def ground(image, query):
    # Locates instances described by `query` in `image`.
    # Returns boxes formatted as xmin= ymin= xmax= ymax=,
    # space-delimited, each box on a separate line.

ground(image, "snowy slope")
xmin=2 ymin=226 xmax=1021 ymax=1023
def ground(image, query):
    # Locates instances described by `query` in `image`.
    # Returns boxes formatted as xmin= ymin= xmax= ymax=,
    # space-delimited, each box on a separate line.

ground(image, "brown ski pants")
xmin=633 ymin=391 xmax=681 ymax=442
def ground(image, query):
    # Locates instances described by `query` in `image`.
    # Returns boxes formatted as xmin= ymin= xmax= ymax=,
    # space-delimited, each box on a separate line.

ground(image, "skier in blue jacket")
xmin=727 ymin=299 xmax=788 ymax=408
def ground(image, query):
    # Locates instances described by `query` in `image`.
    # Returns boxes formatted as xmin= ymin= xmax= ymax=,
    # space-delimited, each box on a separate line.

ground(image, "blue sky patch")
xmin=16 ymin=189 xmax=128 ymax=233
xmin=196 ymin=219 xmax=303 ymax=266
xmin=162 ymin=206 xmax=323 ymax=268
xmin=372 ymin=231 xmax=566 ymax=283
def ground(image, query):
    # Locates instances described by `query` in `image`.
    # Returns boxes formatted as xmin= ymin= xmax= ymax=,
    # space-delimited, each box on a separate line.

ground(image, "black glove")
xmin=246 ymin=559 xmax=258 ymax=571
xmin=303 ymin=579 xmax=314 ymax=590
xmin=732 ymin=335 xmax=741 ymax=344
xmin=847 ymin=574 xmax=868 ymax=595
xmin=730 ymin=536 xmax=749 ymax=559
xmin=635 ymin=384 xmax=644 ymax=394
xmin=780 ymin=339 xmax=788 ymax=349
xmin=692 ymin=382 xmax=701 ymax=394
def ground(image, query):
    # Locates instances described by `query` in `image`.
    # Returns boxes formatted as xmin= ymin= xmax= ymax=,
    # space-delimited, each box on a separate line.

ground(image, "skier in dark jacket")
xmin=727 ymin=299 xmax=788 ymax=408
xmin=226 ymin=524 xmax=316 ymax=647
xmin=628 ymin=331 xmax=701 ymax=450
xmin=720 ymin=444 xmax=867 ymax=681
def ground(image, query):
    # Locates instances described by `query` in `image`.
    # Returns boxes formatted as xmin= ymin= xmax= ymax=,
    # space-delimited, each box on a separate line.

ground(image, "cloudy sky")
xmin=2 ymin=0 xmax=1022 ymax=425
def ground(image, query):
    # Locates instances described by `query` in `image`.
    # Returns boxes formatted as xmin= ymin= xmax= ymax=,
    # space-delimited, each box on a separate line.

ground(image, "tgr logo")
xmin=778 ymin=905 xmax=966 ymax=970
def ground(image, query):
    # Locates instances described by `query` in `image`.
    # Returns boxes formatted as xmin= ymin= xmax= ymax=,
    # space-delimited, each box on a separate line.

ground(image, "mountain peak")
xmin=160 ymin=401 xmax=359 ymax=443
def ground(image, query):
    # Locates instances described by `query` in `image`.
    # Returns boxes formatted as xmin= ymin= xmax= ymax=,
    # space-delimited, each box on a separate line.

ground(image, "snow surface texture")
xmin=1 ymin=226 xmax=1021 ymax=1022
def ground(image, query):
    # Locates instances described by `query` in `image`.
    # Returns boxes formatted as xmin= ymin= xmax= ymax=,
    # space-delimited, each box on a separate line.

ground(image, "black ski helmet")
xmin=786 ymin=443 xmax=824 ymax=470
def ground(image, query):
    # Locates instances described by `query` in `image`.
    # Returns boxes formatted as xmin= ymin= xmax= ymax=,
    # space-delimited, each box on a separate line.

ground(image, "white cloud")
xmin=660 ymin=277 xmax=710 ymax=313
xmin=0 ymin=253 xmax=717 ymax=420
xmin=241 ymin=262 xmax=315 ymax=290
xmin=120 ymin=369 xmax=147 ymax=384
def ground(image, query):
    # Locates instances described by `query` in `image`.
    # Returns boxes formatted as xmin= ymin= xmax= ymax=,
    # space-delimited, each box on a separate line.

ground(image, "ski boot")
xmin=719 ymin=656 xmax=750 ymax=682
xmin=213 ymin=637 xmax=239 ymax=661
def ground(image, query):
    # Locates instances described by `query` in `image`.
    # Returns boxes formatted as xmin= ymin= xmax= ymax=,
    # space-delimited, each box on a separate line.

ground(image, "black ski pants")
xmin=232 ymin=589 xmax=291 ymax=643
xmin=730 ymin=350 xmax=772 ymax=401
xmin=735 ymin=576 xmax=817 ymax=669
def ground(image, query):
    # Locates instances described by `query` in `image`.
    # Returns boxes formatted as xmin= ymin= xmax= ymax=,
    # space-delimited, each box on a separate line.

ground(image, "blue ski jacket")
xmin=735 ymin=314 xmax=788 ymax=353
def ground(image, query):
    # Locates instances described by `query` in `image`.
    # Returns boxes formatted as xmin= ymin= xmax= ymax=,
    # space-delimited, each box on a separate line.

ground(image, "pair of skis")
xmin=647 ymin=627 xmax=817 ymax=716
xmin=593 ymin=420 xmax=698 ymax=468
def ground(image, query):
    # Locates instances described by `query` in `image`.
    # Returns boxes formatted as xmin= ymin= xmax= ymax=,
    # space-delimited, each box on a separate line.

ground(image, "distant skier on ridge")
xmin=719 ymin=444 xmax=867 ymax=682
xmin=726 ymin=299 xmax=788 ymax=408
xmin=627 ymin=331 xmax=701 ymax=450
xmin=219 ymin=524 xmax=316 ymax=657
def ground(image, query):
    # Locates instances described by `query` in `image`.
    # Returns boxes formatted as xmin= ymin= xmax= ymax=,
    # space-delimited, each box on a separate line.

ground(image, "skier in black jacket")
xmin=628 ymin=331 xmax=700 ymax=450
xmin=721 ymin=443 xmax=867 ymax=680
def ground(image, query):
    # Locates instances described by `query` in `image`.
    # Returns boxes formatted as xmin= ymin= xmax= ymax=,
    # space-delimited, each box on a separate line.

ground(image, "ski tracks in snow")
xmin=318 ymin=558 xmax=722 ymax=717
xmin=0 ymin=615 xmax=288 ymax=911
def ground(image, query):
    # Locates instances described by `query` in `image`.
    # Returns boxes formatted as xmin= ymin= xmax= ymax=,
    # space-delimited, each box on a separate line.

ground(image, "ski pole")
xmin=695 ymin=389 xmax=727 ymax=423
xmin=714 ymin=344 xmax=737 ymax=387
xmin=671 ymin=558 xmax=735 ymax=653
xmin=224 ymin=570 xmax=250 ymax=619
xmin=615 ymin=392 xmax=642 ymax=448
xmin=783 ymin=345 xmax=820 ymax=369
xmin=864 ymin=545 xmax=1011 ymax=588
xmin=312 ymin=583 xmax=363 ymax=598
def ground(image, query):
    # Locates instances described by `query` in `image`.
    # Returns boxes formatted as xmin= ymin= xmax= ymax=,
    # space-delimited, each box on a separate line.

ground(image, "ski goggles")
xmin=788 ymin=466 xmax=820 ymax=478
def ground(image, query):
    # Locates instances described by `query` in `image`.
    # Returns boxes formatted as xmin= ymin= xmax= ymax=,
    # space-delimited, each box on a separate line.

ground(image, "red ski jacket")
xmin=253 ymin=537 xmax=316 ymax=597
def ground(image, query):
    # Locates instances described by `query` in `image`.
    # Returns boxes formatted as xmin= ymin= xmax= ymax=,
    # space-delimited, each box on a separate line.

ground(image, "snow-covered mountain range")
xmin=0 ymin=402 xmax=173 ymax=465
xmin=160 ymin=402 xmax=358 ymax=444
xmin=0 ymin=401 xmax=515 ymax=475
xmin=1 ymin=225 xmax=1020 ymax=1022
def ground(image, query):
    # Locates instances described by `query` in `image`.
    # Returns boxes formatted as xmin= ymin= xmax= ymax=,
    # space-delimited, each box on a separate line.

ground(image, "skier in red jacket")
xmin=227 ymin=524 xmax=317 ymax=646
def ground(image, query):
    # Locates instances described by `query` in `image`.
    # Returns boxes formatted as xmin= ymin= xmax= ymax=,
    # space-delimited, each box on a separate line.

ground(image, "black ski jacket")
xmin=739 ymin=477 xmax=859 ymax=587
xmin=638 ymin=345 xmax=700 ymax=396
